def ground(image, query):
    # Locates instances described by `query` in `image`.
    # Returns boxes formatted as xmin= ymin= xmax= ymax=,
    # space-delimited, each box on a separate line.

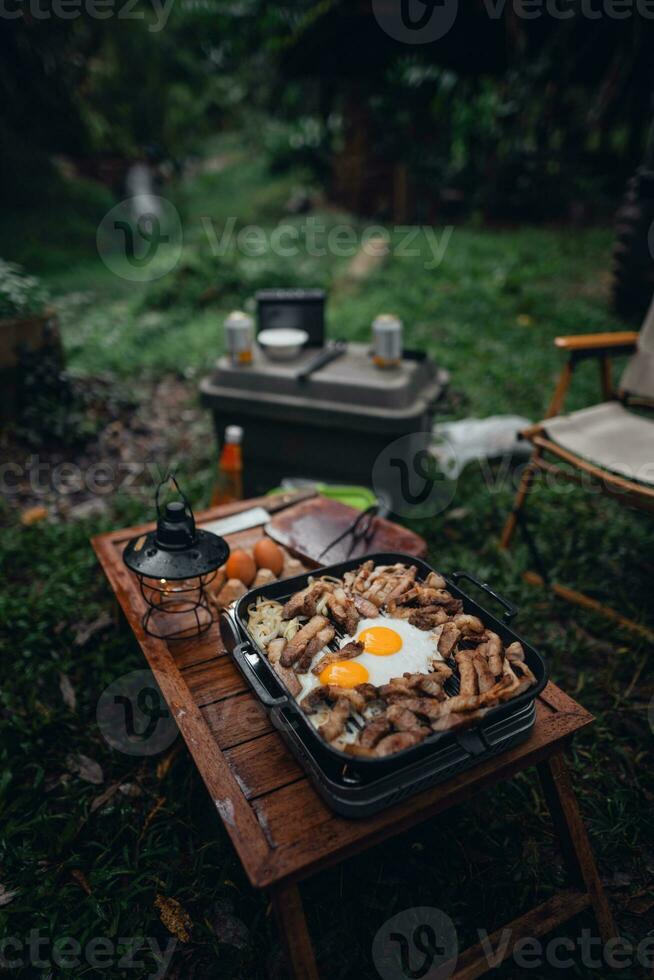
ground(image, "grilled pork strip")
xmin=311 ymin=640 xmax=364 ymax=677
xmin=355 ymin=682 xmax=380 ymax=702
xmin=359 ymin=716 xmax=392 ymax=748
xmin=391 ymin=697 xmax=447 ymax=720
xmin=266 ymin=638 xmax=302 ymax=697
xmin=424 ymin=675 xmax=516 ymax=727
xmin=380 ymin=672 xmax=445 ymax=699
xmin=301 ymin=683 xmax=371 ymax=720
xmin=484 ymin=630 xmax=504 ymax=677
xmin=375 ymin=730 xmax=427 ymax=756
xmin=386 ymin=704 xmax=429 ymax=733
xmin=452 ymin=613 xmax=485 ymax=636
xmin=505 ymin=641 xmax=536 ymax=692
xmin=280 ymin=615 xmax=329 ymax=667
xmin=300 ymin=687 xmax=333 ymax=713
xmin=473 ymin=652 xmax=496 ymax=693
xmin=424 ymin=571 xmax=447 ymax=590
xmin=383 ymin=570 xmax=419 ymax=604
xmin=347 ymin=560 xmax=374 ymax=594
xmin=436 ymin=622 xmax=461 ymax=657
xmin=281 ymin=581 xmax=332 ymax=620
xmin=455 ymin=650 xmax=478 ymax=696
xmin=384 ymin=600 xmax=414 ymax=619
xmin=295 ymin=625 xmax=336 ymax=673
xmin=431 ymin=710 xmax=482 ymax=733
xmin=352 ymin=594 xmax=380 ymax=618
xmin=323 ymin=685 xmax=368 ymax=713
xmin=326 ymin=588 xmax=359 ymax=635
xmin=408 ymin=607 xmax=450 ymax=630
xmin=319 ymin=698 xmax=351 ymax=742
xmin=360 ymin=564 xmax=417 ymax=607
xmin=416 ymin=675 xmax=447 ymax=700
xmin=378 ymin=676 xmax=414 ymax=699
xmin=395 ymin=586 xmax=451 ymax=607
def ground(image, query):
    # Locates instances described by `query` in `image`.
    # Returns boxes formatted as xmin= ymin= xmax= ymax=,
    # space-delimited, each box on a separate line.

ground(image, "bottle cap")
xmin=225 ymin=425 xmax=243 ymax=444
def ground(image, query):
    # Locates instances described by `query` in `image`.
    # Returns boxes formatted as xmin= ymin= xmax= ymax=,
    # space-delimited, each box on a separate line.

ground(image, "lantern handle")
xmin=155 ymin=473 xmax=196 ymax=538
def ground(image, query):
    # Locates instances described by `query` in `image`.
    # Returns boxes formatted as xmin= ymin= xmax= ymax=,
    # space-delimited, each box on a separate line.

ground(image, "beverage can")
xmin=225 ymin=311 xmax=254 ymax=366
xmin=372 ymin=314 xmax=403 ymax=368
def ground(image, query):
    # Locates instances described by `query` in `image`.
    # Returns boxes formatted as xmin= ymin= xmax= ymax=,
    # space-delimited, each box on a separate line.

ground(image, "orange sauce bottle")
xmin=211 ymin=425 xmax=243 ymax=506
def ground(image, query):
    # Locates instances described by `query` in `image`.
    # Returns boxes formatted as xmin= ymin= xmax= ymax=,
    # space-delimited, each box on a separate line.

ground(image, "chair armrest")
xmin=554 ymin=332 xmax=639 ymax=357
xmin=546 ymin=332 xmax=639 ymax=417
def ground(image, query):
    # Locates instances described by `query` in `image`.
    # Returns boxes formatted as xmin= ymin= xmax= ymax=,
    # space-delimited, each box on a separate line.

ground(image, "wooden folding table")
xmin=92 ymin=497 xmax=615 ymax=980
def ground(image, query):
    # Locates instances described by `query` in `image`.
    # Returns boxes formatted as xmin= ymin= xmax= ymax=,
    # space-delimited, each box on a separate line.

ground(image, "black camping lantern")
xmin=123 ymin=475 xmax=230 ymax=639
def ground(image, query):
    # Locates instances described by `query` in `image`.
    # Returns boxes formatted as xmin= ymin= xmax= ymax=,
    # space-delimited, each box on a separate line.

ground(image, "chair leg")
xmin=271 ymin=882 xmax=320 ymax=980
xmin=537 ymin=753 xmax=617 ymax=945
xmin=500 ymin=449 xmax=542 ymax=550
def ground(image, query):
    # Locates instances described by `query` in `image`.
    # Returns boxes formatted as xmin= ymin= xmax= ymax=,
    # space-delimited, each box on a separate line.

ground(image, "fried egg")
xmin=296 ymin=616 xmax=443 ymax=702
xmin=346 ymin=617 xmax=442 ymax=687
xmin=319 ymin=660 xmax=370 ymax=687
xmin=358 ymin=625 xmax=403 ymax=656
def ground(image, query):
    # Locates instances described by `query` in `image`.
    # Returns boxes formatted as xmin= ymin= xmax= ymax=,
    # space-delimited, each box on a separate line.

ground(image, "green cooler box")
xmin=200 ymin=342 xmax=449 ymax=497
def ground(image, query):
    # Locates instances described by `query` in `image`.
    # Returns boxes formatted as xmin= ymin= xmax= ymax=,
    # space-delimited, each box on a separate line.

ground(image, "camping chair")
xmin=501 ymin=299 xmax=654 ymax=637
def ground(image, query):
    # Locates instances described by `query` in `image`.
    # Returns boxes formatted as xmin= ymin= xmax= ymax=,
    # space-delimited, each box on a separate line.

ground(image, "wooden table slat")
xmin=182 ymin=658 xmax=246 ymax=707
xmin=226 ymin=733 xmax=304 ymax=800
xmin=169 ymin=625 xmax=225 ymax=671
xmin=201 ymin=693 xmax=273 ymax=749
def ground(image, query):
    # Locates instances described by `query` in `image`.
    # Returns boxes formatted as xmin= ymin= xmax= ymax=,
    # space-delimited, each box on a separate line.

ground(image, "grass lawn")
xmin=1 ymin=138 xmax=653 ymax=979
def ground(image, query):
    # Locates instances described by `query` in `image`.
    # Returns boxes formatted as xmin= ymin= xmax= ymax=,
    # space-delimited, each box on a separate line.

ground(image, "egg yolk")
xmin=357 ymin=626 xmax=403 ymax=656
xmin=319 ymin=660 xmax=370 ymax=687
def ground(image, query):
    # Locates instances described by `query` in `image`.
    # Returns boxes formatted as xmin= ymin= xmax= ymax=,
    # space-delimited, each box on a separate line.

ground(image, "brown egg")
xmin=225 ymin=549 xmax=256 ymax=586
xmin=253 ymin=538 xmax=284 ymax=576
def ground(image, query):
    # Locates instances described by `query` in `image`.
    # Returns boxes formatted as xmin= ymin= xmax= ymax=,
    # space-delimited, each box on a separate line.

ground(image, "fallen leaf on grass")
xmin=118 ymin=782 xmax=142 ymax=798
xmin=66 ymin=754 xmax=104 ymax=785
xmin=73 ymin=611 xmax=112 ymax=647
xmin=141 ymin=795 xmax=166 ymax=838
xmin=0 ymin=884 xmax=17 ymax=907
xmin=20 ymin=505 xmax=48 ymax=526
xmin=59 ymin=673 xmax=76 ymax=711
xmin=154 ymin=894 xmax=192 ymax=943
xmin=90 ymin=782 xmax=120 ymax=813
xmin=70 ymin=869 xmax=92 ymax=895
xmin=156 ymin=743 xmax=183 ymax=781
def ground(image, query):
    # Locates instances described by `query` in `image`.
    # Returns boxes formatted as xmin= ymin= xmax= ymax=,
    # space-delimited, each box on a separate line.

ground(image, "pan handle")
xmin=232 ymin=642 xmax=289 ymax=709
xmin=450 ymin=571 xmax=518 ymax=623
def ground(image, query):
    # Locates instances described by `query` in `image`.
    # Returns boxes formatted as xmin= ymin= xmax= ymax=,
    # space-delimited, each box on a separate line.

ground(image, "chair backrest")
xmin=621 ymin=295 xmax=654 ymax=401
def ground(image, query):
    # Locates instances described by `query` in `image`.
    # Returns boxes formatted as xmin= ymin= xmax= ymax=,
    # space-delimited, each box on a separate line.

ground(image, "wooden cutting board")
xmin=265 ymin=496 xmax=428 ymax=566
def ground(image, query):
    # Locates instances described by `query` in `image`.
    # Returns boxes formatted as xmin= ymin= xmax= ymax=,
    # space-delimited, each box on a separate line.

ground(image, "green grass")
xmin=1 ymin=141 xmax=653 ymax=979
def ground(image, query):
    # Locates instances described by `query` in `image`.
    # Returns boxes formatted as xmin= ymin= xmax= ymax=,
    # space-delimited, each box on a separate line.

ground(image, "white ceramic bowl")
xmin=257 ymin=328 xmax=309 ymax=361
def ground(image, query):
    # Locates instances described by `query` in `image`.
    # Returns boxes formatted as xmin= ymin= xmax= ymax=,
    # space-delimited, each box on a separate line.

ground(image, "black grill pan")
xmin=224 ymin=552 xmax=548 ymax=817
